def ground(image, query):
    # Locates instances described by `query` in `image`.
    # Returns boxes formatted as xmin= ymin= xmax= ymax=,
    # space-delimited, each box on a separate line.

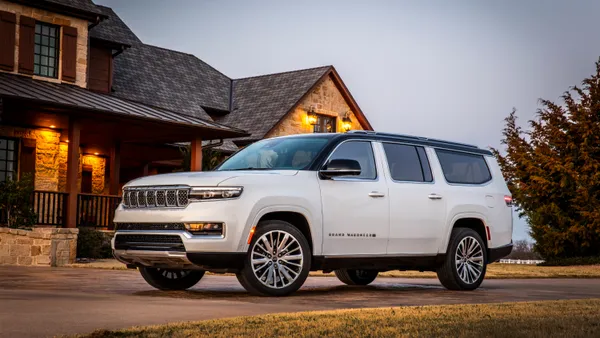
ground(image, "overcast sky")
xmin=95 ymin=0 xmax=600 ymax=241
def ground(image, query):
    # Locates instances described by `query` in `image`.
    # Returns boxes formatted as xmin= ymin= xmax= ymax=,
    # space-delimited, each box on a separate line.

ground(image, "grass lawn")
xmin=69 ymin=260 xmax=600 ymax=279
xmin=82 ymin=299 xmax=600 ymax=338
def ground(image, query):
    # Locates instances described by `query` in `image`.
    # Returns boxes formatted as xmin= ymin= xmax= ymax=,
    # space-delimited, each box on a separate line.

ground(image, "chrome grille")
xmin=122 ymin=187 xmax=190 ymax=209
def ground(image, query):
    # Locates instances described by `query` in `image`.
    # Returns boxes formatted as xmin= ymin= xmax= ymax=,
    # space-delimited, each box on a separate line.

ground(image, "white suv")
xmin=112 ymin=131 xmax=513 ymax=296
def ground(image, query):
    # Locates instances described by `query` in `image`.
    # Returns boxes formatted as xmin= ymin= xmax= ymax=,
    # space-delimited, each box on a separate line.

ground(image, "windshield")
xmin=217 ymin=137 xmax=330 ymax=171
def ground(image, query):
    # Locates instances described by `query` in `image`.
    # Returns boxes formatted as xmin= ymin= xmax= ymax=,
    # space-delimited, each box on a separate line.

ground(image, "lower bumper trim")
xmin=186 ymin=252 xmax=246 ymax=270
xmin=488 ymin=243 xmax=513 ymax=263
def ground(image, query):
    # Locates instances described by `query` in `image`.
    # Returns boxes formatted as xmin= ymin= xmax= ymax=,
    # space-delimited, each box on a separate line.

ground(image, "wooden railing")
xmin=33 ymin=190 xmax=68 ymax=226
xmin=76 ymin=193 xmax=121 ymax=229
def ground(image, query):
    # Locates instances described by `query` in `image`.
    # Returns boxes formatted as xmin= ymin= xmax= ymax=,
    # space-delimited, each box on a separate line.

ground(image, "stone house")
xmin=0 ymin=0 xmax=373 ymax=231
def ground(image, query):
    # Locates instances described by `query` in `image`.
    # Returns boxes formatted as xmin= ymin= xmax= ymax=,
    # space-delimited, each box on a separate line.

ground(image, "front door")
xmin=319 ymin=140 xmax=389 ymax=255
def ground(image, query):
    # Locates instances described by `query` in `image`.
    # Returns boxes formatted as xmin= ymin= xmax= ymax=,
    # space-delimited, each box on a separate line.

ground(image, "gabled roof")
xmin=7 ymin=0 xmax=106 ymax=21
xmin=111 ymin=44 xmax=231 ymax=120
xmin=0 ymin=72 xmax=246 ymax=138
xmin=89 ymin=5 xmax=141 ymax=47
xmin=219 ymin=66 xmax=332 ymax=141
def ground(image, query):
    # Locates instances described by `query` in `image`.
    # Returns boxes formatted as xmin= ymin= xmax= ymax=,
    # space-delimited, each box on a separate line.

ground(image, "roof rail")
xmin=346 ymin=130 xmax=479 ymax=149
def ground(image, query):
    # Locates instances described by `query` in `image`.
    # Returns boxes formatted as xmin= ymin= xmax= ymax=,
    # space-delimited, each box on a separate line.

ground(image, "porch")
xmin=0 ymin=72 xmax=247 ymax=229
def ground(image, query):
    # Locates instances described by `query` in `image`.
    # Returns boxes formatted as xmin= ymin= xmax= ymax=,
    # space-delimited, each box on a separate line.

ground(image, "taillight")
xmin=504 ymin=195 xmax=513 ymax=207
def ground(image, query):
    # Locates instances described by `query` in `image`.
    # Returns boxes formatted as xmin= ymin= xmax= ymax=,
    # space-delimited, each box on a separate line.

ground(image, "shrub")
xmin=539 ymin=256 xmax=600 ymax=266
xmin=77 ymin=227 xmax=113 ymax=259
xmin=0 ymin=174 xmax=37 ymax=228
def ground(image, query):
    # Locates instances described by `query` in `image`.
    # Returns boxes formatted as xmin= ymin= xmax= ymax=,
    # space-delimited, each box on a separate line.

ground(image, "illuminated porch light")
xmin=49 ymin=125 xmax=56 ymax=129
xmin=307 ymin=107 xmax=317 ymax=125
xmin=342 ymin=113 xmax=352 ymax=132
xmin=94 ymin=152 xmax=99 ymax=155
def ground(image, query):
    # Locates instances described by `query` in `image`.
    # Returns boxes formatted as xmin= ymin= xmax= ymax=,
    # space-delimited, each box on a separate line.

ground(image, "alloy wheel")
xmin=455 ymin=236 xmax=484 ymax=284
xmin=158 ymin=268 xmax=191 ymax=280
xmin=251 ymin=230 xmax=304 ymax=289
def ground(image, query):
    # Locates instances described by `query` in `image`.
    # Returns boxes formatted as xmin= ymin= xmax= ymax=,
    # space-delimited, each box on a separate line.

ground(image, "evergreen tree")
xmin=492 ymin=59 xmax=600 ymax=259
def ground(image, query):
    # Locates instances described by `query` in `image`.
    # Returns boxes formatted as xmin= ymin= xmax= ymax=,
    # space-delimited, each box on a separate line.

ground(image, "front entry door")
xmin=319 ymin=140 xmax=389 ymax=255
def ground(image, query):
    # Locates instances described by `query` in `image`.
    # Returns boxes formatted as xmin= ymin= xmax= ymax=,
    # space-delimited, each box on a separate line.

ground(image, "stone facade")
xmin=0 ymin=227 xmax=78 ymax=266
xmin=265 ymin=75 xmax=365 ymax=138
xmin=0 ymin=0 xmax=89 ymax=88
xmin=0 ymin=125 xmax=106 ymax=193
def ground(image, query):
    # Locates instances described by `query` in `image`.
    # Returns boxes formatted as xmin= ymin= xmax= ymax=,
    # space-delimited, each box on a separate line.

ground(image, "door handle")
xmin=428 ymin=193 xmax=443 ymax=200
xmin=368 ymin=191 xmax=385 ymax=198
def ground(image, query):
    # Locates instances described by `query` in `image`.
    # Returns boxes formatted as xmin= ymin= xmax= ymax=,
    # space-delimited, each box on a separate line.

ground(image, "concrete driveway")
xmin=1 ymin=266 xmax=599 ymax=337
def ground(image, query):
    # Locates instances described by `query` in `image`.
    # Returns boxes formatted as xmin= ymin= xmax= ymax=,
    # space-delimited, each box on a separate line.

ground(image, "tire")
xmin=334 ymin=269 xmax=378 ymax=286
xmin=139 ymin=267 xmax=205 ymax=291
xmin=236 ymin=220 xmax=311 ymax=296
xmin=437 ymin=228 xmax=487 ymax=291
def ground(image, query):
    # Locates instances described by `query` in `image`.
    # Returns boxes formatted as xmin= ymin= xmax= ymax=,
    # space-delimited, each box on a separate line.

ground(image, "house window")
xmin=0 ymin=138 xmax=18 ymax=182
xmin=314 ymin=115 xmax=336 ymax=133
xmin=34 ymin=22 xmax=60 ymax=78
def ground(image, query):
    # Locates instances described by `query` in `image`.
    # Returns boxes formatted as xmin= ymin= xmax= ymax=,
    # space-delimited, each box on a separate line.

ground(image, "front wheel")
xmin=334 ymin=269 xmax=378 ymax=286
xmin=436 ymin=228 xmax=487 ymax=290
xmin=236 ymin=220 xmax=311 ymax=296
xmin=139 ymin=267 xmax=205 ymax=290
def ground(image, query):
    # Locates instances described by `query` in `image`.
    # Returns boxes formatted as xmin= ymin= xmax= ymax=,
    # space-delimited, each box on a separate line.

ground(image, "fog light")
xmin=185 ymin=222 xmax=224 ymax=236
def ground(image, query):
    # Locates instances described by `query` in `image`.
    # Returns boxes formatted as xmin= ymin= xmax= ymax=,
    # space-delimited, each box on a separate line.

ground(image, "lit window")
xmin=34 ymin=22 xmax=60 ymax=78
xmin=313 ymin=115 xmax=336 ymax=133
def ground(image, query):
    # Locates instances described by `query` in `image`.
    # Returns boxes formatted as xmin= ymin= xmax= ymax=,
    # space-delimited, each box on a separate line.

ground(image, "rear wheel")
xmin=437 ymin=228 xmax=487 ymax=290
xmin=334 ymin=269 xmax=378 ymax=286
xmin=139 ymin=267 xmax=205 ymax=290
xmin=236 ymin=220 xmax=311 ymax=296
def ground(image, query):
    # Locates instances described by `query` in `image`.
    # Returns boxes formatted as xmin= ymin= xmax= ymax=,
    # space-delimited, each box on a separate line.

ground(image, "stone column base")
xmin=0 ymin=227 xmax=79 ymax=267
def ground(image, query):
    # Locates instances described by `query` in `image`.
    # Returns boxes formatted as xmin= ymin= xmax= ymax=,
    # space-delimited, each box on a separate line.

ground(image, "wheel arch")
xmin=441 ymin=213 xmax=489 ymax=253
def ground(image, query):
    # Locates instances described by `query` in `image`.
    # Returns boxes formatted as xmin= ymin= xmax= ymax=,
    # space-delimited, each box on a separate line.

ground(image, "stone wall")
xmin=0 ymin=125 xmax=61 ymax=191
xmin=0 ymin=0 xmax=89 ymax=88
xmin=265 ymin=75 xmax=365 ymax=138
xmin=0 ymin=227 xmax=78 ymax=266
xmin=0 ymin=125 xmax=107 ymax=193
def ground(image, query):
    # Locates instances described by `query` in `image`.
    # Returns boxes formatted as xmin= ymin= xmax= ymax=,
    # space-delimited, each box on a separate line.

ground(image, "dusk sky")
xmin=95 ymin=0 xmax=600 ymax=240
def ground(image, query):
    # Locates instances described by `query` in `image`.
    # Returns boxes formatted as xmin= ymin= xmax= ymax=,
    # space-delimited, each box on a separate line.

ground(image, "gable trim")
xmin=261 ymin=66 xmax=373 ymax=139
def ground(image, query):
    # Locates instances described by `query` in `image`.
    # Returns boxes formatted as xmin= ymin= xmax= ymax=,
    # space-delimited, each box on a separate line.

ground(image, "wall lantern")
xmin=307 ymin=107 xmax=318 ymax=125
xmin=342 ymin=112 xmax=352 ymax=132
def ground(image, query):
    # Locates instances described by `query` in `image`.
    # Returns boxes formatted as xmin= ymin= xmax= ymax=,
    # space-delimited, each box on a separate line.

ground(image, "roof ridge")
xmin=138 ymin=43 xmax=232 ymax=80
xmin=233 ymin=65 xmax=332 ymax=82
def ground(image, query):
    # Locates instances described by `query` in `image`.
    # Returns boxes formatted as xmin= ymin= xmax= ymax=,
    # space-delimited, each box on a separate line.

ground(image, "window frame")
xmin=313 ymin=114 xmax=337 ymax=133
xmin=320 ymin=139 xmax=378 ymax=181
xmin=435 ymin=149 xmax=492 ymax=185
xmin=0 ymin=137 xmax=19 ymax=183
xmin=33 ymin=21 xmax=60 ymax=79
xmin=382 ymin=142 xmax=434 ymax=183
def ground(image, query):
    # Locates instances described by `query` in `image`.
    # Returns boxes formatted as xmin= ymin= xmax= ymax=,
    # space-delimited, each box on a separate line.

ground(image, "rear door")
xmin=380 ymin=143 xmax=447 ymax=255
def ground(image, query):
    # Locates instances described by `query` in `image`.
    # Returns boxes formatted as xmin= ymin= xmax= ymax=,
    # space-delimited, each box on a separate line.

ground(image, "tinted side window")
xmin=326 ymin=141 xmax=376 ymax=179
xmin=383 ymin=143 xmax=431 ymax=182
xmin=436 ymin=150 xmax=492 ymax=184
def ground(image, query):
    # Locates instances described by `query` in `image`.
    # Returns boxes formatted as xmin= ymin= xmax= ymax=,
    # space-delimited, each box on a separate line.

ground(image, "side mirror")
xmin=320 ymin=159 xmax=361 ymax=178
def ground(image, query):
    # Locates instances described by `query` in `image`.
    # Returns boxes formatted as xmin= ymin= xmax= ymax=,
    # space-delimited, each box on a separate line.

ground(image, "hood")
xmin=124 ymin=170 xmax=299 ymax=188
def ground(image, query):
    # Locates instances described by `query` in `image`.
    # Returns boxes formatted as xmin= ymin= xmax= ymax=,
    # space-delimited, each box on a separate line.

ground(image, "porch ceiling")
xmin=0 ymin=72 xmax=248 ymax=141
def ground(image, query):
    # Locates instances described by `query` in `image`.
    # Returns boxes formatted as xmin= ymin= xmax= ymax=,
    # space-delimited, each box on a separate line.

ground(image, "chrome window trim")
xmin=319 ymin=138 xmax=379 ymax=182
xmin=380 ymin=141 xmax=436 ymax=185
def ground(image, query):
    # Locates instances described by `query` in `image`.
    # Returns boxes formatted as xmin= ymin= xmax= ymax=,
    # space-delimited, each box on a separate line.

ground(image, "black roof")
xmin=0 ymin=72 xmax=246 ymax=137
xmin=219 ymin=66 xmax=332 ymax=141
xmin=89 ymin=5 xmax=141 ymax=46
xmin=265 ymin=131 xmax=492 ymax=156
xmin=112 ymin=44 xmax=230 ymax=120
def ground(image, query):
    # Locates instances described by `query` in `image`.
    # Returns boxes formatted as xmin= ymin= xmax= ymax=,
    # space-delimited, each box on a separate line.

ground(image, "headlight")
xmin=189 ymin=187 xmax=243 ymax=200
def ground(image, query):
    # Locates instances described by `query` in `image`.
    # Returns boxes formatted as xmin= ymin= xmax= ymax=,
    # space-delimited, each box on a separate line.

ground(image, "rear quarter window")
xmin=435 ymin=149 xmax=492 ymax=184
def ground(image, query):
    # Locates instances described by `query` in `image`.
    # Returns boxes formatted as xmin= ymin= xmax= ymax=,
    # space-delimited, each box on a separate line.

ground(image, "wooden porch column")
xmin=109 ymin=141 xmax=121 ymax=195
xmin=65 ymin=120 xmax=81 ymax=228
xmin=190 ymin=138 xmax=202 ymax=171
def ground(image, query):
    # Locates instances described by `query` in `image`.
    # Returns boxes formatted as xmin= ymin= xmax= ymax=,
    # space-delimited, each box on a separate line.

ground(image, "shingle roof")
xmin=219 ymin=66 xmax=332 ymax=140
xmin=89 ymin=5 xmax=141 ymax=46
xmin=44 ymin=0 xmax=102 ymax=14
xmin=0 ymin=72 xmax=246 ymax=138
xmin=111 ymin=44 xmax=231 ymax=120
xmin=7 ymin=0 xmax=105 ymax=19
